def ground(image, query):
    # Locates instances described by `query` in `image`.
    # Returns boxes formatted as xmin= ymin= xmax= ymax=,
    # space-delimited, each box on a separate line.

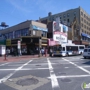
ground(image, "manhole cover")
xmin=61 ymin=78 xmax=71 ymax=82
xmin=58 ymin=72 xmax=66 ymax=75
xmin=36 ymin=65 xmax=41 ymax=66
xmin=16 ymin=78 xmax=39 ymax=86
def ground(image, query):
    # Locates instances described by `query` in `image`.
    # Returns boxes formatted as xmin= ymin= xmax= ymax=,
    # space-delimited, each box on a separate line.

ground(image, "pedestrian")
xmin=50 ymin=48 xmax=53 ymax=57
xmin=41 ymin=48 xmax=44 ymax=56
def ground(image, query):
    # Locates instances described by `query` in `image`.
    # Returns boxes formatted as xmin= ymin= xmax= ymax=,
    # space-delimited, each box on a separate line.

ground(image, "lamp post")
xmin=38 ymin=38 xmax=42 ymax=57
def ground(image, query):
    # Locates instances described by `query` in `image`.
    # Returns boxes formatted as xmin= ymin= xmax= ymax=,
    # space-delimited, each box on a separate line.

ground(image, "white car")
xmin=83 ymin=48 xmax=90 ymax=59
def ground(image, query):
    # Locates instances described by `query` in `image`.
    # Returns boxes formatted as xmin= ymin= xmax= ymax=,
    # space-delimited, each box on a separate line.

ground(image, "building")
xmin=40 ymin=6 xmax=90 ymax=46
xmin=0 ymin=20 xmax=48 ymax=55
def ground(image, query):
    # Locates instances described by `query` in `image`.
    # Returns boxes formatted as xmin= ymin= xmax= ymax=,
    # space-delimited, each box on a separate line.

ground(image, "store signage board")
xmin=53 ymin=21 xmax=68 ymax=44
xmin=17 ymin=41 xmax=21 ymax=49
xmin=32 ymin=25 xmax=48 ymax=32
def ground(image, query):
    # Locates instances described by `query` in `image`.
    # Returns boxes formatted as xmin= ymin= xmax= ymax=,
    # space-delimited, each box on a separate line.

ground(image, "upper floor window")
xmin=74 ymin=11 xmax=76 ymax=16
xmin=82 ymin=29 xmax=83 ymax=32
xmin=67 ymin=19 xmax=70 ymax=22
xmin=84 ymin=14 xmax=86 ymax=18
xmin=81 ymin=11 xmax=83 ymax=16
xmin=67 ymin=13 xmax=69 ymax=17
xmin=81 ymin=17 xmax=83 ymax=21
xmin=63 ymin=14 xmax=66 ymax=18
xmin=84 ymin=19 xmax=86 ymax=23
xmin=81 ymin=23 xmax=83 ymax=27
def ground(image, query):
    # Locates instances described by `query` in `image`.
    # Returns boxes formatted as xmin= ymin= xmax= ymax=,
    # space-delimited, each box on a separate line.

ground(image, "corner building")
xmin=0 ymin=20 xmax=48 ymax=55
xmin=40 ymin=6 xmax=90 ymax=46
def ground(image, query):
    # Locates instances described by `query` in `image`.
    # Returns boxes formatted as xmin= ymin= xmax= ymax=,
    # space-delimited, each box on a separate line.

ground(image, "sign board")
xmin=17 ymin=41 xmax=21 ymax=49
xmin=53 ymin=21 xmax=68 ymax=44
xmin=32 ymin=25 xmax=48 ymax=32
xmin=6 ymin=39 xmax=11 ymax=46
xmin=0 ymin=45 xmax=6 ymax=55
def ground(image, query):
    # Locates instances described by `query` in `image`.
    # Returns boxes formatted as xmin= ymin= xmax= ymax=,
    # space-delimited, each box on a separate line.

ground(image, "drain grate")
xmin=16 ymin=78 xmax=39 ymax=86
xmin=61 ymin=78 xmax=71 ymax=82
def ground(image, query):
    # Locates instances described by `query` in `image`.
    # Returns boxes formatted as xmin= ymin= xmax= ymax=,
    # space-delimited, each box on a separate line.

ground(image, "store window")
xmin=8 ymin=32 xmax=13 ymax=39
xmin=42 ymin=31 xmax=47 ymax=37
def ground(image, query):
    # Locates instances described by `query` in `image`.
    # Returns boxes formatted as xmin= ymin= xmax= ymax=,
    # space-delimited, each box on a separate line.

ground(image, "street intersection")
xmin=0 ymin=55 xmax=90 ymax=90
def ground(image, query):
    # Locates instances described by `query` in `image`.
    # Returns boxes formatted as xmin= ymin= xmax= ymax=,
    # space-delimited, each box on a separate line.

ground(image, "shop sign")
xmin=53 ymin=21 xmax=68 ymax=44
xmin=6 ymin=39 xmax=11 ymax=46
xmin=17 ymin=41 xmax=21 ymax=49
xmin=32 ymin=25 xmax=48 ymax=32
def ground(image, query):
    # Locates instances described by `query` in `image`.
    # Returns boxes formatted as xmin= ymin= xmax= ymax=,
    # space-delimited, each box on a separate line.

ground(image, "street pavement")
xmin=0 ymin=55 xmax=90 ymax=90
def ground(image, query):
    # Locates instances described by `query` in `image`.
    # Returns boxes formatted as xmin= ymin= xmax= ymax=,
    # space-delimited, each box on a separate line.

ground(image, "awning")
xmin=81 ymin=33 xmax=90 ymax=38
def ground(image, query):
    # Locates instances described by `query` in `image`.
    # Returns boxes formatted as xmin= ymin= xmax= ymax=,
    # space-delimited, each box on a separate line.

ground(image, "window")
xmin=81 ymin=23 xmax=83 ymax=27
xmin=67 ymin=19 xmax=70 ymax=22
xmin=60 ymin=17 xmax=62 ymax=19
xmin=84 ymin=14 xmax=86 ymax=18
xmin=67 ymin=13 xmax=69 ymax=17
xmin=81 ymin=12 xmax=83 ymax=15
xmin=42 ymin=31 xmax=47 ymax=37
xmin=79 ymin=46 xmax=84 ymax=49
xmin=82 ymin=29 xmax=83 ymax=32
xmin=8 ymin=32 xmax=13 ymax=39
xmin=63 ymin=14 xmax=65 ymax=18
xmin=74 ymin=11 xmax=76 ymax=16
xmin=84 ymin=49 xmax=87 ymax=52
xmin=84 ymin=19 xmax=86 ymax=23
xmin=84 ymin=25 xmax=86 ymax=28
xmin=81 ymin=17 xmax=83 ymax=21
xmin=62 ymin=47 xmax=65 ymax=51
xmin=89 ymin=49 xmax=90 ymax=52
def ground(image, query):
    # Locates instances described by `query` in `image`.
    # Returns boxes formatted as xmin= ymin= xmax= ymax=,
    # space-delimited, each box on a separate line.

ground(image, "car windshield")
xmin=53 ymin=45 xmax=62 ymax=51
xmin=84 ymin=49 xmax=87 ymax=52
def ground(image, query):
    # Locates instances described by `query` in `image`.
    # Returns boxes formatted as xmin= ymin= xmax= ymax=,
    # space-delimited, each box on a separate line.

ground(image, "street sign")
xmin=6 ymin=39 xmax=11 ymax=46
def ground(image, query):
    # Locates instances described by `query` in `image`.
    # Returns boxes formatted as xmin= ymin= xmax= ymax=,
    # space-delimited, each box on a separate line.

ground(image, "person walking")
xmin=41 ymin=48 xmax=44 ymax=56
xmin=50 ymin=48 xmax=53 ymax=57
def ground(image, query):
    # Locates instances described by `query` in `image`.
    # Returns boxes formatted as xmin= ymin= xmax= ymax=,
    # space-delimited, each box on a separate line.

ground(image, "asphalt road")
xmin=0 ymin=55 xmax=90 ymax=90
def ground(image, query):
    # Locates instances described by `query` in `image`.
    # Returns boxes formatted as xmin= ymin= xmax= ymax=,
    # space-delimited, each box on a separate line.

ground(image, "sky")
xmin=0 ymin=0 xmax=90 ymax=27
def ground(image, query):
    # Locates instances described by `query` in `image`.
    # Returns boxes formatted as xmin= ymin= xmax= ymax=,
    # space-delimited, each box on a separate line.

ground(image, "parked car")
xmin=83 ymin=48 xmax=90 ymax=59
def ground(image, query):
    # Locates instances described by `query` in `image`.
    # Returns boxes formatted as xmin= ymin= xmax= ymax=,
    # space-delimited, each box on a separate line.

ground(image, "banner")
xmin=53 ymin=21 xmax=68 ymax=44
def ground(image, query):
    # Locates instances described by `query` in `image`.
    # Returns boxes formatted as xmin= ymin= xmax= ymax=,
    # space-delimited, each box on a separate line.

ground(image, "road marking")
xmin=0 ymin=63 xmax=10 ymax=66
xmin=47 ymin=58 xmax=60 ymax=89
xmin=62 ymin=58 xmax=90 ymax=74
xmin=65 ymin=67 xmax=69 ymax=68
xmin=48 ymin=75 xmax=90 ymax=79
xmin=81 ymin=66 xmax=90 ymax=68
xmin=0 ymin=68 xmax=49 ymax=71
xmin=0 ymin=60 xmax=33 ymax=83
xmin=7 ymin=63 xmax=57 ymax=66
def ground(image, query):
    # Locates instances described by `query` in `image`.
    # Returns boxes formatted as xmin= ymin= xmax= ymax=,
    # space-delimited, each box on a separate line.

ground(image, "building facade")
xmin=40 ymin=6 xmax=90 ymax=46
xmin=0 ymin=20 xmax=48 ymax=55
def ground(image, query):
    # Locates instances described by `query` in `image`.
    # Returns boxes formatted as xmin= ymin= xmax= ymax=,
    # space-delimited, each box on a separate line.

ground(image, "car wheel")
xmin=84 ymin=57 xmax=86 ymax=59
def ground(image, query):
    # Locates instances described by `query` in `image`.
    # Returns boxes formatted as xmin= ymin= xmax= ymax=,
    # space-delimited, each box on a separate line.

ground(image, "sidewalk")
xmin=0 ymin=54 xmax=49 ymax=62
